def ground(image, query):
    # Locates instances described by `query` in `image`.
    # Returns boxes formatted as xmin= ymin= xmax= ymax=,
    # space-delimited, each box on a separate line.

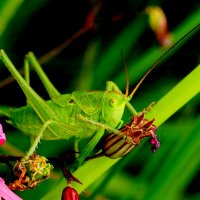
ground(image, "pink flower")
xmin=150 ymin=135 xmax=160 ymax=154
xmin=0 ymin=123 xmax=6 ymax=145
xmin=0 ymin=177 xmax=23 ymax=200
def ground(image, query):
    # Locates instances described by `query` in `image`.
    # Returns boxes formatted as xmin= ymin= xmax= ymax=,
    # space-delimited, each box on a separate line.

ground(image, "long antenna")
xmin=129 ymin=24 xmax=200 ymax=98
xmin=121 ymin=50 xmax=130 ymax=97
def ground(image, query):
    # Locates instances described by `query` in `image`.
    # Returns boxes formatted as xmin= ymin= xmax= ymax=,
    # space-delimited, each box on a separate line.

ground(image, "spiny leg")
xmin=0 ymin=50 xmax=58 ymax=155
xmin=26 ymin=52 xmax=60 ymax=99
xmin=23 ymin=119 xmax=53 ymax=161
xmin=106 ymin=81 xmax=137 ymax=115
xmin=76 ymin=114 xmax=134 ymax=162
xmin=24 ymin=59 xmax=36 ymax=146
xmin=23 ymin=54 xmax=62 ymax=150
xmin=22 ymin=119 xmax=80 ymax=161
xmin=0 ymin=50 xmax=58 ymax=124
xmin=24 ymin=59 xmax=30 ymax=88
xmin=76 ymin=114 xmax=133 ymax=143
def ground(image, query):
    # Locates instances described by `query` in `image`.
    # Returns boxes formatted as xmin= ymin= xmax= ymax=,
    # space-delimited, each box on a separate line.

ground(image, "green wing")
xmin=72 ymin=91 xmax=105 ymax=115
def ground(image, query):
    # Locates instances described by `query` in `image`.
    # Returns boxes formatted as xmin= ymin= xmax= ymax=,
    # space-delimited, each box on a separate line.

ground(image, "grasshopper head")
xmin=101 ymin=23 xmax=199 ymax=129
xmin=102 ymin=91 xmax=128 ymax=128
xmin=102 ymin=62 xmax=156 ymax=128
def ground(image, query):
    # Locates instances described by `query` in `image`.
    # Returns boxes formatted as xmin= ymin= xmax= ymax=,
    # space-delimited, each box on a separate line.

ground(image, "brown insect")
xmin=88 ymin=113 xmax=160 ymax=160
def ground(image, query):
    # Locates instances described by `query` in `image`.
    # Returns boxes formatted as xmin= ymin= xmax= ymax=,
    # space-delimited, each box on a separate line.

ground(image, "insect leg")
xmin=142 ymin=101 xmax=157 ymax=114
xmin=26 ymin=52 xmax=61 ymax=99
xmin=106 ymin=81 xmax=137 ymax=114
xmin=23 ymin=119 xmax=53 ymax=161
xmin=0 ymin=50 xmax=58 ymax=123
xmin=22 ymin=119 xmax=81 ymax=160
xmin=24 ymin=58 xmax=30 ymax=87
xmin=76 ymin=129 xmax=105 ymax=166
xmin=76 ymin=114 xmax=133 ymax=142
xmin=23 ymin=59 xmax=36 ymax=145
xmin=75 ymin=114 xmax=133 ymax=164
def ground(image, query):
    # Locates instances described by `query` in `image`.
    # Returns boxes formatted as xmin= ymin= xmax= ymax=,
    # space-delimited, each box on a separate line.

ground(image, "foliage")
xmin=0 ymin=1 xmax=200 ymax=200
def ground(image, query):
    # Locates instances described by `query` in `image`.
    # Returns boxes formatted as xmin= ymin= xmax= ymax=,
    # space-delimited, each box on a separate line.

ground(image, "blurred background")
xmin=0 ymin=0 xmax=200 ymax=199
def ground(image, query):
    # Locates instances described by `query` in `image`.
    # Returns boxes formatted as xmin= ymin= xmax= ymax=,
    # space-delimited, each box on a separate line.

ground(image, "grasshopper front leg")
xmin=75 ymin=114 xmax=134 ymax=165
xmin=77 ymin=114 xmax=131 ymax=141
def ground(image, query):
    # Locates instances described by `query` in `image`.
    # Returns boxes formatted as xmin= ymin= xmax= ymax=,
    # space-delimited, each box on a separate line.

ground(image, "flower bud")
xmin=145 ymin=6 xmax=172 ymax=47
xmin=62 ymin=186 xmax=79 ymax=200
xmin=9 ymin=154 xmax=53 ymax=191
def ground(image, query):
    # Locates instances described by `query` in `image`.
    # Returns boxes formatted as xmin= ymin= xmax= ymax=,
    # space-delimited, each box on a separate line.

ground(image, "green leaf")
xmin=41 ymin=64 xmax=200 ymax=199
xmin=0 ymin=0 xmax=23 ymax=36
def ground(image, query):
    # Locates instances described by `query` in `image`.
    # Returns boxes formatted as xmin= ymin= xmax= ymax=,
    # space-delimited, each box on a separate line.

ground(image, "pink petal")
xmin=0 ymin=123 xmax=6 ymax=145
xmin=150 ymin=135 xmax=160 ymax=153
xmin=0 ymin=177 xmax=23 ymax=200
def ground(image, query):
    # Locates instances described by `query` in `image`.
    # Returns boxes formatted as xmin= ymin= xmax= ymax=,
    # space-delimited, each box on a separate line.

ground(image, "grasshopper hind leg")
xmin=25 ymin=52 xmax=61 ymax=99
xmin=74 ymin=114 xmax=133 ymax=166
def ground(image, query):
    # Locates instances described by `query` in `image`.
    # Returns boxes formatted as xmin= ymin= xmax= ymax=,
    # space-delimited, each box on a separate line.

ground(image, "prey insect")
xmin=88 ymin=113 xmax=159 ymax=160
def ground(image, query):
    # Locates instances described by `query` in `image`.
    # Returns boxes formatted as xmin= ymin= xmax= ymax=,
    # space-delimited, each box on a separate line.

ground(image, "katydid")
xmin=0 ymin=25 xmax=198 ymax=163
xmin=0 ymin=50 xmax=144 ymax=161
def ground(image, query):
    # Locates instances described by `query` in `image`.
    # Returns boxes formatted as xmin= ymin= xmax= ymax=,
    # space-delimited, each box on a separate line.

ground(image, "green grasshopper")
xmin=0 ymin=25 xmax=198 ymax=163
xmin=0 ymin=49 xmax=146 ymax=162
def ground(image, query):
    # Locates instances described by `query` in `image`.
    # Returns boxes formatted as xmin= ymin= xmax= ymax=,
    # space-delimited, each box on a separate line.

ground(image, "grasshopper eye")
xmin=109 ymin=98 xmax=116 ymax=107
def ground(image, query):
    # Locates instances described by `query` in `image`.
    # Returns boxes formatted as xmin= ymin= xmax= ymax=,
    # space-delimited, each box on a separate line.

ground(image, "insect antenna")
xmin=121 ymin=51 xmax=130 ymax=97
xmin=128 ymin=24 xmax=200 ymax=98
xmin=125 ymin=66 xmax=130 ymax=97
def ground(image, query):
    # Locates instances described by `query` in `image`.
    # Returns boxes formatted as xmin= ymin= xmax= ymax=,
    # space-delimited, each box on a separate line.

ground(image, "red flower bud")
xmin=145 ymin=6 xmax=172 ymax=47
xmin=62 ymin=186 xmax=79 ymax=200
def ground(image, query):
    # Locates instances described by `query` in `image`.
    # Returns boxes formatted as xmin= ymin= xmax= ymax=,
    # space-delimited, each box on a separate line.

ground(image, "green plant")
xmin=0 ymin=1 xmax=199 ymax=200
